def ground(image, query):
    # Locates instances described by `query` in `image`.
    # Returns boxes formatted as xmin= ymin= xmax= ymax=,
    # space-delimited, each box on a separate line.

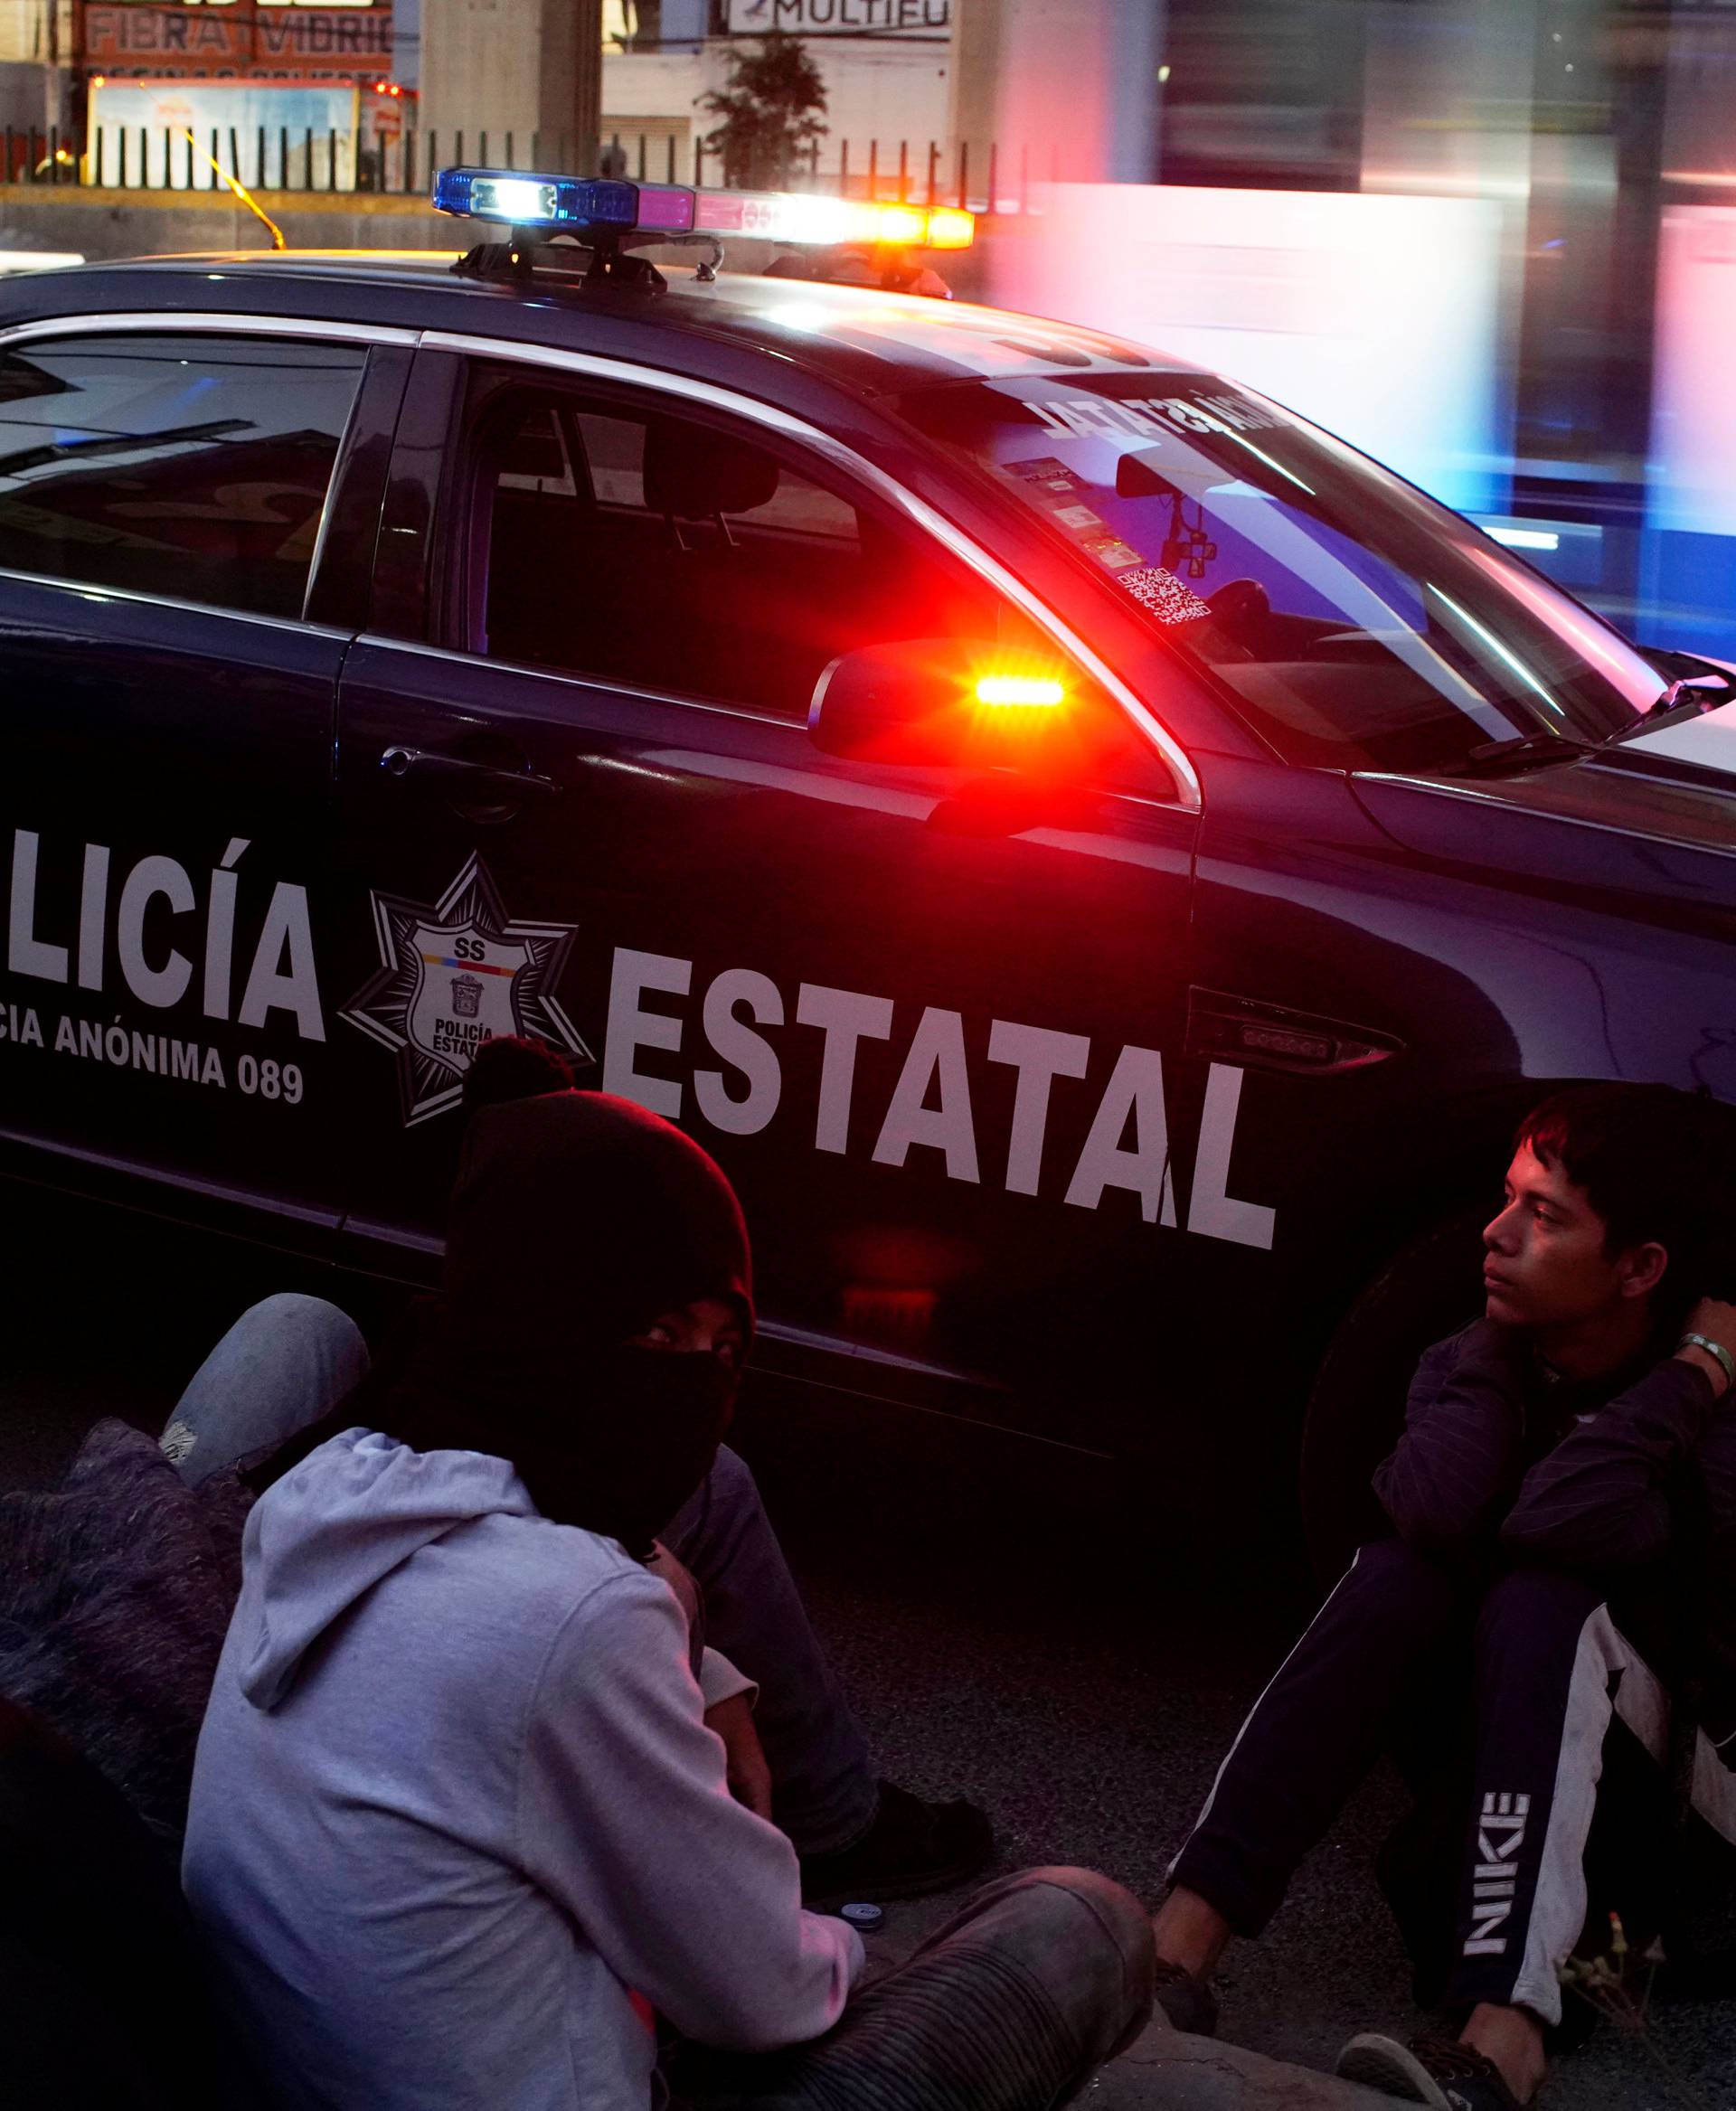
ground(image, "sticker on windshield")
xmin=1115 ymin=566 xmax=1213 ymax=626
xmin=340 ymin=853 xmax=592 ymax=1126
xmin=1001 ymin=457 xmax=1107 ymax=536
xmin=1082 ymin=533 xmax=1146 ymax=573
xmin=1005 ymin=455 xmax=1086 ymax=496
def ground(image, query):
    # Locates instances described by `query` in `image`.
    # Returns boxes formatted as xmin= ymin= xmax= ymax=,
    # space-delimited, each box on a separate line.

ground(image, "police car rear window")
xmin=897 ymin=375 xmax=1659 ymax=773
xmin=0 ymin=333 xmax=365 ymax=621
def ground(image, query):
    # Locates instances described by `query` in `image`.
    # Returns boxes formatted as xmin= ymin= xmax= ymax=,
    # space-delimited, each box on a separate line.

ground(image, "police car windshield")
xmin=897 ymin=374 xmax=1660 ymax=774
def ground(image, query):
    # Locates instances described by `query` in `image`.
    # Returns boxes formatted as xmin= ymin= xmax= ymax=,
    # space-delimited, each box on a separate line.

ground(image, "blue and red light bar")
xmin=432 ymin=166 xmax=973 ymax=251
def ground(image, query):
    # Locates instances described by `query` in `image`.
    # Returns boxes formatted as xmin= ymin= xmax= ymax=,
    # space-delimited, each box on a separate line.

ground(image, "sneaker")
xmin=1335 ymin=2032 xmax=1524 ymax=2111
xmin=799 ymin=1781 xmax=994 ymax=1909
xmin=1152 ymin=1956 xmax=1219 ymax=2037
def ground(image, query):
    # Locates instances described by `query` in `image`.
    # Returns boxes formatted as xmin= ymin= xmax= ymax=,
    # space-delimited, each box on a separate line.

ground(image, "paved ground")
xmin=780 ymin=1489 xmax=1736 ymax=2110
xmin=5 ymin=1192 xmax=1734 ymax=2107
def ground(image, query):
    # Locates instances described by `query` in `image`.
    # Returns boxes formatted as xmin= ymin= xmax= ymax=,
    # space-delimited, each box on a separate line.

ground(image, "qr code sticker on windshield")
xmin=1117 ymin=566 xmax=1213 ymax=626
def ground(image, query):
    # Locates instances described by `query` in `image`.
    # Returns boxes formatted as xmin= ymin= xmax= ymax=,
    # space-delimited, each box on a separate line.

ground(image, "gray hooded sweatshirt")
xmin=183 ymin=1430 xmax=863 ymax=2111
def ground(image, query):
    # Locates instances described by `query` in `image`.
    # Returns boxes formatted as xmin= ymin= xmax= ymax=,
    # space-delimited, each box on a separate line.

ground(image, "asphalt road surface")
xmin=4 ymin=1190 xmax=1733 ymax=2108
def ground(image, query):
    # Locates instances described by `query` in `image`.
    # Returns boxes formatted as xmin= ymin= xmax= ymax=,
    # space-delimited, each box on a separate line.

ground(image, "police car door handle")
xmin=378 ymin=747 xmax=561 ymax=800
xmin=1186 ymin=987 xmax=1402 ymax=1076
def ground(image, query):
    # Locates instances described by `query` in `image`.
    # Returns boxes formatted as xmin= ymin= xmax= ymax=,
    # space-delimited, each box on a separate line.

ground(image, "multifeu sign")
xmin=726 ymin=0 xmax=950 ymax=33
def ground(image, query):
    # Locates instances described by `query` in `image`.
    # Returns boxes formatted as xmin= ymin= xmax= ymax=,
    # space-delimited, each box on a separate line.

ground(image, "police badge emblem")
xmin=339 ymin=853 xmax=591 ymax=1125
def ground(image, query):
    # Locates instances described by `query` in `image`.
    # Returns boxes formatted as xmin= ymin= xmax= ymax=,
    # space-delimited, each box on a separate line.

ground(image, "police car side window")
xmin=0 ymin=333 xmax=366 ymax=619
xmin=569 ymin=409 xmax=858 ymax=542
xmin=475 ymin=389 xmax=1001 ymax=721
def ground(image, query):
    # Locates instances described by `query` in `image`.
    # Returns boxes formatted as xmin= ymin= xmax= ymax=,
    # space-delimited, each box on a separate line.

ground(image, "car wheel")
xmin=1298 ymin=1206 xmax=1487 ymax=1583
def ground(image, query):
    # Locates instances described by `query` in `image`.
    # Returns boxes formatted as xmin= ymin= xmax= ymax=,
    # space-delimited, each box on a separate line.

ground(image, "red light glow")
xmin=976 ymin=674 xmax=1066 ymax=707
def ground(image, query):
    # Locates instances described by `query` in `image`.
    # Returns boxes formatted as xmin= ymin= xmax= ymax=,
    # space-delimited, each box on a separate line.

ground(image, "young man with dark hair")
xmin=1147 ymin=1081 xmax=1736 ymax=2110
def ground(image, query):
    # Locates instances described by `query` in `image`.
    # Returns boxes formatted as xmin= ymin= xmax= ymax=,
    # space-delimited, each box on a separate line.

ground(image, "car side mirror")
xmin=807 ymin=638 xmax=1086 ymax=772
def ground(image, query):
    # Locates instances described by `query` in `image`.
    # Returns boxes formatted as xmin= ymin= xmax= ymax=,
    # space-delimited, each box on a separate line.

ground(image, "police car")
xmin=3 ymin=167 xmax=1734 ymax=1555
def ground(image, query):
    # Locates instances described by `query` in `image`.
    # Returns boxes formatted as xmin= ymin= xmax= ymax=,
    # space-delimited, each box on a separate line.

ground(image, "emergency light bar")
xmin=432 ymin=166 xmax=973 ymax=253
xmin=695 ymin=192 xmax=974 ymax=252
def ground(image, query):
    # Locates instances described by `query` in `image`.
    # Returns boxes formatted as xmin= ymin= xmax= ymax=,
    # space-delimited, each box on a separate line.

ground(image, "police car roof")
xmin=0 ymin=247 xmax=1198 ymax=399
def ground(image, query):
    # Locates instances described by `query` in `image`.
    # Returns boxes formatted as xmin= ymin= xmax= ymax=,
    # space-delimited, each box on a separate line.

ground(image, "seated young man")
xmin=162 ymin=1039 xmax=987 ymax=1911
xmin=180 ymin=1085 xmax=1153 ymax=2111
xmin=1149 ymin=1081 xmax=1736 ymax=2110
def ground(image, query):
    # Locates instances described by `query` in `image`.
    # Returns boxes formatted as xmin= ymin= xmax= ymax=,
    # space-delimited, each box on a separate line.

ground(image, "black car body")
xmin=3 ymin=243 xmax=1733 ymax=1547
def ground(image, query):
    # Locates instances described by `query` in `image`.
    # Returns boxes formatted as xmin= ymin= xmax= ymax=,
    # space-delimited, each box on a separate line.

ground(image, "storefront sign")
xmin=86 ymin=1 xmax=390 ymax=74
xmin=101 ymin=0 xmax=380 ymax=9
xmin=725 ymin=0 xmax=949 ymax=34
xmin=90 ymin=76 xmax=362 ymax=183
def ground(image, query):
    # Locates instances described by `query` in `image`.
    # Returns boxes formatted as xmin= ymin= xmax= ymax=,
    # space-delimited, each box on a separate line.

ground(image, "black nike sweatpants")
xmin=1169 ymin=1538 xmax=1736 ymax=2026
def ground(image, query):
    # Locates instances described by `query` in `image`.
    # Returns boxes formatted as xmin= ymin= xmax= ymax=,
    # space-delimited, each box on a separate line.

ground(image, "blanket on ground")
xmin=0 ymin=1419 xmax=250 ymax=1847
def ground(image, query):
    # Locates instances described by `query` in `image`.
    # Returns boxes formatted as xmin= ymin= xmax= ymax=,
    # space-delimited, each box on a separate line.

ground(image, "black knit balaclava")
xmin=381 ymin=1090 xmax=753 ymax=1557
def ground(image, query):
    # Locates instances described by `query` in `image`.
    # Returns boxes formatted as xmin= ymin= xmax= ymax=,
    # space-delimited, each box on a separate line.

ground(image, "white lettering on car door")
xmin=872 ymin=1006 xmax=980 ymax=1183
xmin=78 ymin=843 xmax=110 ymax=993
xmin=603 ymin=947 xmax=693 ymax=1117
xmin=797 ymin=983 xmax=895 ymax=1154
xmin=5 ymin=827 xmax=328 ymax=1045
xmin=9 ymin=831 xmax=68 ymax=984
xmin=117 ymin=853 xmax=195 ymax=1010
xmin=1187 ymin=1062 xmax=1277 ymax=1250
xmin=986 ymin=1019 xmax=1092 ymax=1197
xmin=237 ymin=881 xmax=325 ymax=1041
xmin=203 ymin=837 xmax=250 ymax=1020
xmin=694 ymin=968 xmax=784 ymax=1136
xmin=1063 ymin=1044 xmax=1177 ymax=1224
xmin=594 ymin=949 xmax=1277 ymax=1243
xmin=332 ymin=884 xmax=1284 ymax=1247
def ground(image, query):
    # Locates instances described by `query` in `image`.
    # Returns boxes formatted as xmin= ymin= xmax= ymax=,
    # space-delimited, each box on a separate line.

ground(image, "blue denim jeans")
xmin=665 ymin=1867 xmax=1155 ymax=2111
xmin=160 ymin=1295 xmax=878 ymax=1854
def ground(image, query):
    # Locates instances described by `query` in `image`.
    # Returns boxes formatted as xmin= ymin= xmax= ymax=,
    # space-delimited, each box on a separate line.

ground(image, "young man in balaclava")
xmin=162 ymin=1039 xmax=988 ymax=1909
xmin=181 ymin=1086 xmax=1155 ymax=2110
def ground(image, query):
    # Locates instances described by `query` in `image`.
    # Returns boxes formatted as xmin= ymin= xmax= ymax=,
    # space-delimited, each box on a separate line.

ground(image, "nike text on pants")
xmin=1169 ymin=1538 xmax=1736 ymax=2025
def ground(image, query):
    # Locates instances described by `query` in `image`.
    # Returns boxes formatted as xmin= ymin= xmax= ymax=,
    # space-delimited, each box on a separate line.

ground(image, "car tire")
xmin=1298 ymin=1206 xmax=1487 ymax=1584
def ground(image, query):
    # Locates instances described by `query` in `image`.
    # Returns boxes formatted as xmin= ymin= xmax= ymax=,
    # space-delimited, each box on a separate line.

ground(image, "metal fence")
xmin=2 ymin=127 xmax=1032 ymax=212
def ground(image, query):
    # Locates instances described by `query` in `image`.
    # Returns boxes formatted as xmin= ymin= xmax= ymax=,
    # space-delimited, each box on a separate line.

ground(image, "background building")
xmin=600 ymin=0 xmax=950 ymax=184
xmin=7 ymin=0 xmax=1736 ymax=653
xmin=0 ymin=0 xmax=68 ymax=136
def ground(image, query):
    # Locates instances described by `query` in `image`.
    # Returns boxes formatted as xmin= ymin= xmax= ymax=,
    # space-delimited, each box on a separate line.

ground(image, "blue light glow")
xmin=430 ymin=167 xmax=641 ymax=231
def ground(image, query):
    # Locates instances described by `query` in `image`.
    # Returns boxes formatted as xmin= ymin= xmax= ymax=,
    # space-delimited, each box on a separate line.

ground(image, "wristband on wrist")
xmin=1677 ymin=1333 xmax=1736 ymax=1391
